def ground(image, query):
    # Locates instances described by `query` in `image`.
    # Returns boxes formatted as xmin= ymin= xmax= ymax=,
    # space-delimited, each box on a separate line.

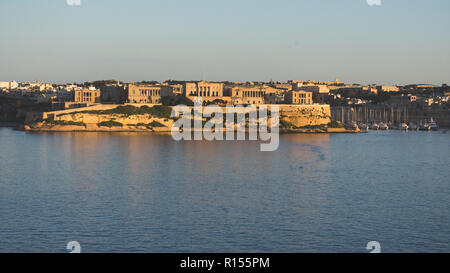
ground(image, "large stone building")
xmin=0 ymin=81 xmax=19 ymax=90
xmin=223 ymin=84 xmax=286 ymax=105
xmin=127 ymin=84 xmax=162 ymax=103
xmin=184 ymin=81 xmax=224 ymax=104
xmin=284 ymin=90 xmax=313 ymax=105
xmin=274 ymin=83 xmax=293 ymax=91
xmin=378 ymin=85 xmax=400 ymax=93
xmin=295 ymin=84 xmax=330 ymax=94
xmin=74 ymin=87 xmax=101 ymax=104
xmin=333 ymin=85 xmax=377 ymax=96
xmin=226 ymin=85 xmax=267 ymax=105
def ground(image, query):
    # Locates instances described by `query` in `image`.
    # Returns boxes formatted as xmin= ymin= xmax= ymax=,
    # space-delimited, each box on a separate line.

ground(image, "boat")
xmin=358 ymin=123 xmax=369 ymax=131
xmin=346 ymin=121 xmax=359 ymax=131
xmin=388 ymin=122 xmax=398 ymax=130
xmin=409 ymin=122 xmax=418 ymax=131
xmin=399 ymin=123 xmax=409 ymax=130
xmin=419 ymin=121 xmax=431 ymax=131
xmin=379 ymin=122 xmax=389 ymax=130
xmin=371 ymin=123 xmax=379 ymax=130
xmin=429 ymin=118 xmax=439 ymax=131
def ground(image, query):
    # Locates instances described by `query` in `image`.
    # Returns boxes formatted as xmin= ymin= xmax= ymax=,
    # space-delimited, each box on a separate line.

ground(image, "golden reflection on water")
xmin=28 ymin=131 xmax=332 ymax=203
xmin=281 ymin=134 xmax=330 ymax=165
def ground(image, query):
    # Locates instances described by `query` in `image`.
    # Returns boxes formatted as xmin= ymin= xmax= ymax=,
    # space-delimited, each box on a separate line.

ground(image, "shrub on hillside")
xmin=98 ymin=120 xmax=123 ymax=127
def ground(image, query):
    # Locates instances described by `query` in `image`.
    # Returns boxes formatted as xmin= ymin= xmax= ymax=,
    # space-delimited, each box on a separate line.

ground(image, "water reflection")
xmin=0 ymin=129 xmax=449 ymax=252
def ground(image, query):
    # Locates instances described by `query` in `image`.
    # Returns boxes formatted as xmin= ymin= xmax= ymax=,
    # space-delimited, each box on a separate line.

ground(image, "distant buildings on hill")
xmin=0 ymin=78 xmax=449 ymax=110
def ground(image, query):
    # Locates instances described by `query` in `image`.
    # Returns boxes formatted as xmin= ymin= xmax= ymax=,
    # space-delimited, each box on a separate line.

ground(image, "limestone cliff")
xmin=278 ymin=105 xmax=331 ymax=128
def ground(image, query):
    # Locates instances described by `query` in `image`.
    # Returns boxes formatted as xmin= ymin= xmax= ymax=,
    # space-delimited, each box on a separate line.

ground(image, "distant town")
xmin=1 ymin=78 xmax=449 ymax=129
xmin=1 ymin=78 xmax=449 ymax=107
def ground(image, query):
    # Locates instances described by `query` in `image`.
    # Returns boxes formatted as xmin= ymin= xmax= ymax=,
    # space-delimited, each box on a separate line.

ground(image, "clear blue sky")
xmin=1 ymin=0 xmax=449 ymax=85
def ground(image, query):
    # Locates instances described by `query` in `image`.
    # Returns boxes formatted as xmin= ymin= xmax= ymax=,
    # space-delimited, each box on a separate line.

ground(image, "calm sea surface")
xmin=0 ymin=127 xmax=449 ymax=253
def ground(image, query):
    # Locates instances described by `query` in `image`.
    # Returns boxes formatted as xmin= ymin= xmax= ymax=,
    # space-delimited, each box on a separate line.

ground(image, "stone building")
xmin=127 ymin=84 xmax=162 ymax=103
xmin=161 ymin=83 xmax=183 ymax=97
xmin=284 ymin=90 xmax=313 ymax=105
xmin=378 ymin=85 xmax=400 ymax=93
xmin=295 ymin=84 xmax=330 ymax=94
xmin=74 ymin=87 xmax=101 ymax=104
xmin=265 ymin=92 xmax=285 ymax=104
xmin=184 ymin=81 xmax=224 ymax=104
xmin=226 ymin=85 xmax=267 ymax=105
xmin=274 ymin=83 xmax=293 ymax=91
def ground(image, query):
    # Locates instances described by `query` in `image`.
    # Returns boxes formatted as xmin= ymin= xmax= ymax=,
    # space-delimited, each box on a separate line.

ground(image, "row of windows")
xmin=234 ymin=91 xmax=265 ymax=97
xmin=139 ymin=89 xmax=160 ymax=96
xmin=76 ymin=97 xmax=97 ymax=103
xmin=198 ymin=86 xmax=219 ymax=92
xmin=189 ymin=91 xmax=220 ymax=96
xmin=295 ymin=98 xmax=311 ymax=104
xmin=75 ymin=91 xmax=99 ymax=102
xmin=294 ymin=92 xmax=310 ymax=98
xmin=83 ymin=92 xmax=95 ymax=97
xmin=245 ymin=91 xmax=264 ymax=97
xmin=245 ymin=100 xmax=263 ymax=104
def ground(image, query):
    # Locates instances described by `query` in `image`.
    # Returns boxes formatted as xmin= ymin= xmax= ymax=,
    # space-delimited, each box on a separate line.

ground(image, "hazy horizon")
xmin=1 ymin=0 xmax=449 ymax=85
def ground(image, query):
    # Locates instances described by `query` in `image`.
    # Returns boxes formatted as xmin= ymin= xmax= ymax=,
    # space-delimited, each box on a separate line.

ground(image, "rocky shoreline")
xmin=20 ymin=104 xmax=361 ymax=134
xmin=23 ymin=123 xmax=171 ymax=133
xmin=23 ymin=124 xmax=359 ymax=134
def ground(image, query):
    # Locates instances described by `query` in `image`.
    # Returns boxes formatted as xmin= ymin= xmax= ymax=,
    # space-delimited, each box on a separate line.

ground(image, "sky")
xmin=0 ymin=0 xmax=449 ymax=85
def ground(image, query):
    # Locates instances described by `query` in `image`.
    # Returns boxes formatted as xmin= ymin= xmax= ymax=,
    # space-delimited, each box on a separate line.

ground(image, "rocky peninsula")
xmin=24 ymin=104 xmax=355 ymax=133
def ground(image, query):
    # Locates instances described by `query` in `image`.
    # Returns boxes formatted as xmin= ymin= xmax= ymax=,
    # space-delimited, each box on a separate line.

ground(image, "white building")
xmin=0 ymin=81 xmax=19 ymax=90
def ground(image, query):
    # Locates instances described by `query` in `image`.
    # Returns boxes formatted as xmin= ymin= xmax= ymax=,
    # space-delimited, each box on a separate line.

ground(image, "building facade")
xmin=227 ymin=85 xmax=267 ymax=105
xmin=161 ymin=84 xmax=183 ymax=97
xmin=184 ymin=81 xmax=224 ymax=104
xmin=74 ymin=87 xmax=101 ymax=104
xmin=127 ymin=84 xmax=162 ymax=103
xmin=378 ymin=85 xmax=400 ymax=93
xmin=284 ymin=90 xmax=313 ymax=104
xmin=296 ymin=84 xmax=330 ymax=94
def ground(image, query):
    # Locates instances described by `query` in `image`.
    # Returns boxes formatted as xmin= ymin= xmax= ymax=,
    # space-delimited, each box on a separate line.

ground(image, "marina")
xmin=332 ymin=106 xmax=443 ymax=132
